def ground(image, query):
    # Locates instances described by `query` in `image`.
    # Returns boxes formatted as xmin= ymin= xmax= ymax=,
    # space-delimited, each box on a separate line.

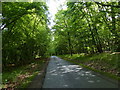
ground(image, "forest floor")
xmin=2 ymin=58 xmax=49 ymax=89
xmin=58 ymin=52 xmax=120 ymax=81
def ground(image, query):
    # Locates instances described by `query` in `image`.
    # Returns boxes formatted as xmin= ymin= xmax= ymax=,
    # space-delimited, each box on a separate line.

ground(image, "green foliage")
xmin=60 ymin=53 xmax=119 ymax=69
xmin=52 ymin=2 xmax=120 ymax=55
xmin=2 ymin=2 xmax=50 ymax=67
xmin=59 ymin=52 xmax=120 ymax=80
xmin=2 ymin=59 xmax=47 ymax=88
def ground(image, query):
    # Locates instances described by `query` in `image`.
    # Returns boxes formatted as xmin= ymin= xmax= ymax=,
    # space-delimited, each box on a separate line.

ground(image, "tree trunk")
xmin=67 ymin=32 xmax=73 ymax=56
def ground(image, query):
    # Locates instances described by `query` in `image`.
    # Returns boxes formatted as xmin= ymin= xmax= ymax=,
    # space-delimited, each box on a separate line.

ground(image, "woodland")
xmin=1 ymin=1 xmax=120 ymax=88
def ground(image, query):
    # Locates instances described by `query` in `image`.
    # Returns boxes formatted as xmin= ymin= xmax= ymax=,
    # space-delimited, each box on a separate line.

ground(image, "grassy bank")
xmin=2 ymin=58 xmax=49 ymax=89
xmin=58 ymin=52 xmax=120 ymax=81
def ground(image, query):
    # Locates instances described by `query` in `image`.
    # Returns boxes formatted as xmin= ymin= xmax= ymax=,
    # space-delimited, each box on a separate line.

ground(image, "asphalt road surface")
xmin=43 ymin=56 xmax=119 ymax=88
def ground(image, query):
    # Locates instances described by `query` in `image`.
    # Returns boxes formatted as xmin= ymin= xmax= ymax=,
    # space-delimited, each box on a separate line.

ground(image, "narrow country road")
xmin=43 ymin=56 xmax=119 ymax=88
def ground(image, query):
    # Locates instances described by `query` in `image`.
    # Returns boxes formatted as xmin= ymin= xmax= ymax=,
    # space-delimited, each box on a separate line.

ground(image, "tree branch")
xmin=95 ymin=2 xmax=120 ymax=8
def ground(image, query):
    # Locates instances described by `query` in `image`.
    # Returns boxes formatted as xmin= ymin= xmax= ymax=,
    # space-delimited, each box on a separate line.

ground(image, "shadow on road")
xmin=43 ymin=56 xmax=119 ymax=88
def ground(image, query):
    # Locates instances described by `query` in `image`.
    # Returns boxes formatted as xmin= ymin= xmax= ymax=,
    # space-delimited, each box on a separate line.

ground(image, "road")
xmin=43 ymin=56 xmax=119 ymax=88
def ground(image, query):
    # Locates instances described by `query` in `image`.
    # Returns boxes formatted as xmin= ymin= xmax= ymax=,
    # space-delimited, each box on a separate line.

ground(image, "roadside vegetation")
xmin=1 ymin=1 xmax=120 ymax=89
xmin=52 ymin=2 xmax=120 ymax=56
xmin=2 ymin=58 xmax=48 ymax=88
xmin=59 ymin=52 xmax=120 ymax=80
xmin=1 ymin=2 xmax=50 ymax=89
xmin=52 ymin=2 xmax=120 ymax=81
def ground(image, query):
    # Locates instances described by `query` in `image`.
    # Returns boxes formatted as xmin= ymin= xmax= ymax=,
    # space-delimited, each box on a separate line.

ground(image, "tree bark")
xmin=67 ymin=32 xmax=73 ymax=56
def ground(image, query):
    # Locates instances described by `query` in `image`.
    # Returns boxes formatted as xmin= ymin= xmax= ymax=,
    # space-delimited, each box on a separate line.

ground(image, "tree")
xmin=2 ymin=2 xmax=50 ymax=67
xmin=52 ymin=2 xmax=120 ymax=56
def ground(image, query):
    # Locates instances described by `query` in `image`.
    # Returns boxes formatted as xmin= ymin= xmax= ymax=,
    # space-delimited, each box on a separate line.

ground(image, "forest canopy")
xmin=2 ymin=2 xmax=51 ymax=67
xmin=52 ymin=2 xmax=120 ymax=55
xmin=1 ymin=1 xmax=120 ymax=68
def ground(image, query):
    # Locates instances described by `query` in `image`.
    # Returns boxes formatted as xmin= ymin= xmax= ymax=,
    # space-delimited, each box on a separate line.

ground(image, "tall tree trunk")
xmin=111 ymin=3 xmax=116 ymax=36
xmin=94 ymin=26 xmax=103 ymax=53
xmin=67 ymin=32 xmax=73 ymax=56
xmin=111 ymin=2 xmax=120 ymax=51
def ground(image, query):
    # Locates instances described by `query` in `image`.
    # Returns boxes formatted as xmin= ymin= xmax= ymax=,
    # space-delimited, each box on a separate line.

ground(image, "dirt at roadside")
xmin=83 ymin=61 xmax=120 ymax=77
xmin=27 ymin=59 xmax=49 ymax=88
xmin=2 ymin=58 xmax=50 ymax=89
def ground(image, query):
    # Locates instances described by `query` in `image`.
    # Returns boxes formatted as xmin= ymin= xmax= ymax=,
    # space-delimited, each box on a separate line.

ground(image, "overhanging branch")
xmin=95 ymin=2 xmax=120 ymax=8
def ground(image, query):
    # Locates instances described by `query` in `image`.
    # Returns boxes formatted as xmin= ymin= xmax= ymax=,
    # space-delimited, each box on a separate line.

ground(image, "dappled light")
xmin=43 ymin=56 xmax=118 ymax=88
xmin=1 ymin=1 xmax=120 ymax=89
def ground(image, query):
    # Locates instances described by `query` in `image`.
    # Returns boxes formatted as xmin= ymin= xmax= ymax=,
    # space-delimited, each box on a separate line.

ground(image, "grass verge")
xmin=2 ymin=58 xmax=49 ymax=89
xmin=58 ymin=52 xmax=120 ymax=81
